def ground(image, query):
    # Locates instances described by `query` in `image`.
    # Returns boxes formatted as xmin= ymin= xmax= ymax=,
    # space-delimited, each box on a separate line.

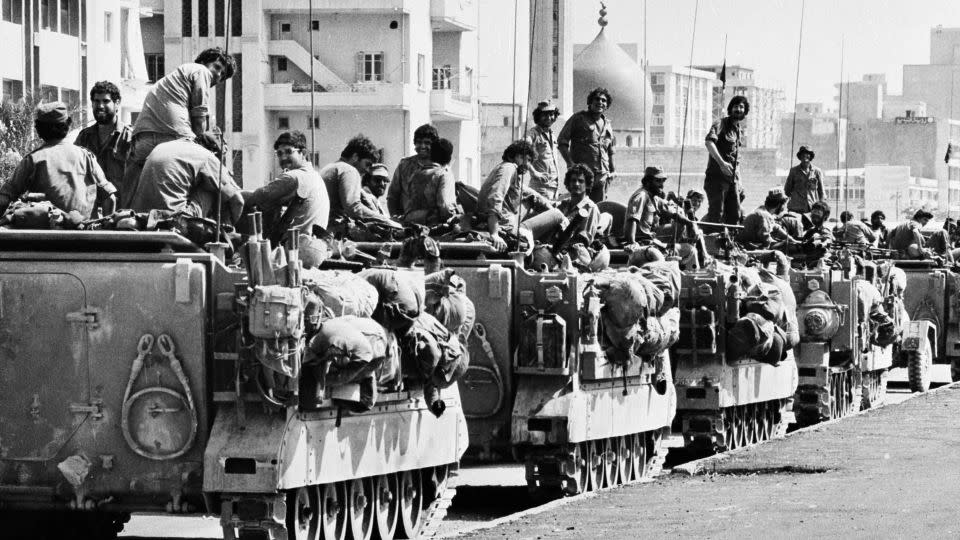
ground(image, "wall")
xmin=268 ymin=13 xmax=407 ymax=85
xmin=779 ymin=115 xmax=846 ymax=171
xmin=0 ymin=21 xmax=25 ymax=84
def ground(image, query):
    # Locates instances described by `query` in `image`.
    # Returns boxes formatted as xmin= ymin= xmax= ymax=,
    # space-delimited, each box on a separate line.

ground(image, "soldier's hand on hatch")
xmin=486 ymin=234 xmax=507 ymax=252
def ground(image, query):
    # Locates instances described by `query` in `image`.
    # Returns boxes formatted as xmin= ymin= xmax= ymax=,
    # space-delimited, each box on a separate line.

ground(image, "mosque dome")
xmin=572 ymin=5 xmax=653 ymax=132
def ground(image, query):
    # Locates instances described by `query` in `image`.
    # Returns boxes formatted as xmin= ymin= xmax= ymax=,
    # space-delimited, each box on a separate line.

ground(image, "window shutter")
xmin=356 ymin=52 xmax=364 ymax=83
xmin=378 ymin=51 xmax=385 ymax=82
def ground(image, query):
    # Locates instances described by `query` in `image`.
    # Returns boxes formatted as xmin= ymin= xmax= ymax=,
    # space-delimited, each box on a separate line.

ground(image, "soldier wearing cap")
xmin=361 ymin=163 xmax=390 ymax=217
xmin=0 ymin=102 xmax=116 ymax=219
xmin=783 ymin=145 xmax=824 ymax=214
xmin=524 ymin=100 xmax=562 ymax=199
xmin=623 ymin=166 xmax=698 ymax=266
xmin=737 ymin=188 xmax=797 ymax=249
xmin=624 ymin=166 xmax=688 ymax=244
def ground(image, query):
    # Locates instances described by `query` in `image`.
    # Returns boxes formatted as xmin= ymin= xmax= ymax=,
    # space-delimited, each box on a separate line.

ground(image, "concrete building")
xmin=835 ymin=75 xmax=885 ymax=126
xmin=903 ymin=26 xmax=960 ymax=120
xmin=149 ymin=0 xmax=480 ymax=190
xmin=646 ymin=65 xmax=716 ymax=147
xmin=479 ymin=101 xmax=523 ymax=175
xmin=693 ymin=64 xmax=783 ymax=149
xmin=0 ymin=0 xmax=150 ymax=123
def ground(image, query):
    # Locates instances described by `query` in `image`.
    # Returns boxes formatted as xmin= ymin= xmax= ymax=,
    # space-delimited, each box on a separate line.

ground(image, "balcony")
xmin=262 ymin=0 xmax=408 ymax=13
xmin=430 ymin=89 xmax=472 ymax=121
xmin=430 ymin=0 xmax=476 ymax=32
xmin=264 ymin=82 xmax=416 ymax=111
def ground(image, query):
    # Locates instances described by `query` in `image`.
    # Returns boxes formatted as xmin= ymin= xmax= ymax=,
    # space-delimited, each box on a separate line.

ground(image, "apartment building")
xmin=0 ymin=0 xmax=149 ymax=122
xmin=646 ymin=65 xmax=716 ymax=147
xmin=694 ymin=64 xmax=783 ymax=150
xmin=153 ymin=0 xmax=480 ymax=189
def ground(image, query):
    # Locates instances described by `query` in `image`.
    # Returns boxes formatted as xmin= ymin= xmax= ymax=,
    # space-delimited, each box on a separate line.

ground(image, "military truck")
xmin=0 ymin=230 xmax=467 ymax=540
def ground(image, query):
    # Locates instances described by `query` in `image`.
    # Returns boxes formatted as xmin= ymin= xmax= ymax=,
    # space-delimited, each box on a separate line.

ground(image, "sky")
xmin=570 ymin=0 xmax=960 ymax=108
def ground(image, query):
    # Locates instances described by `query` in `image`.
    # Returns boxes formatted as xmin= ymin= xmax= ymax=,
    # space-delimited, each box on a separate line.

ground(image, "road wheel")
xmin=396 ymin=470 xmax=423 ymax=539
xmin=348 ymin=478 xmax=374 ymax=540
xmin=908 ymin=343 xmax=933 ymax=393
xmin=373 ymin=474 xmax=398 ymax=540
xmin=586 ymin=440 xmax=603 ymax=491
xmin=723 ymin=409 xmax=735 ymax=450
xmin=616 ymin=436 xmax=630 ymax=484
xmin=601 ymin=438 xmax=615 ymax=488
xmin=952 ymin=359 xmax=960 ymax=383
xmin=563 ymin=443 xmax=589 ymax=495
xmin=285 ymin=486 xmax=318 ymax=540
xmin=630 ymin=433 xmax=647 ymax=481
xmin=320 ymin=483 xmax=347 ymax=540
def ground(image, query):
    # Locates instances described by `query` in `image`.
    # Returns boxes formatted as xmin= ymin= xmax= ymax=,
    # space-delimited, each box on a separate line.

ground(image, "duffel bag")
xmin=361 ymin=268 xmax=424 ymax=331
xmin=303 ymin=270 xmax=379 ymax=319
xmin=400 ymin=312 xmax=467 ymax=417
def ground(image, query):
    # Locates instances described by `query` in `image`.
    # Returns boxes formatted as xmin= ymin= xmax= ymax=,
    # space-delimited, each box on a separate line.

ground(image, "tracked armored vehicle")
xmin=0 ymin=230 xmax=467 ymax=540
xmin=789 ymin=255 xmax=905 ymax=425
xmin=354 ymin=242 xmax=676 ymax=496
xmin=672 ymin=257 xmax=798 ymax=454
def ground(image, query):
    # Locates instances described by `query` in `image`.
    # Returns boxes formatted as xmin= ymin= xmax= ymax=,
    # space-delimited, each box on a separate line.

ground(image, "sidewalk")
xmin=457 ymin=384 xmax=960 ymax=539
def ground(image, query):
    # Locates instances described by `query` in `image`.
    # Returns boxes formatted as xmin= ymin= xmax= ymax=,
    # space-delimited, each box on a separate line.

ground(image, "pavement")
xmin=455 ymin=381 xmax=960 ymax=540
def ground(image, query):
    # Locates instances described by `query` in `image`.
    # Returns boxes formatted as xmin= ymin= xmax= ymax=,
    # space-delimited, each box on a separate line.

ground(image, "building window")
xmin=215 ymin=0 xmax=225 ymax=36
xmin=502 ymin=116 xmax=510 ymax=127
xmin=651 ymin=73 xmax=663 ymax=86
xmin=625 ymin=135 xmax=633 ymax=147
xmin=40 ymin=84 xmax=59 ymax=103
xmin=40 ymin=0 xmax=55 ymax=30
xmin=356 ymin=52 xmax=384 ymax=83
xmin=2 ymin=79 xmax=23 ymax=102
xmin=417 ymin=54 xmax=425 ymax=88
xmin=145 ymin=53 xmax=164 ymax=83
xmin=181 ymin=0 xmax=191 ymax=37
xmin=231 ymin=53 xmax=242 ymax=132
xmin=277 ymin=116 xmax=289 ymax=129
xmin=652 ymin=113 xmax=664 ymax=126
xmin=433 ymin=65 xmax=451 ymax=90
xmin=311 ymin=20 xmax=319 ymax=31
xmin=230 ymin=0 xmax=241 ymax=35
xmin=278 ymin=21 xmax=291 ymax=35
xmin=232 ymin=150 xmax=243 ymax=187
xmin=2 ymin=0 xmax=23 ymax=23
xmin=198 ymin=0 xmax=208 ymax=37
xmin=277 ymin=57 xmax=288 ymax=72
xmin=104 ymin=11 xmax=113 ymax=42
xmin=654 ymin=93 xmax=664 ymax=105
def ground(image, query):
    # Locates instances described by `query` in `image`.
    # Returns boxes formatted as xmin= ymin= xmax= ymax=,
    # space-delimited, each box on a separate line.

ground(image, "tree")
xmin=0 ymin=94 xmax=41 ymax=184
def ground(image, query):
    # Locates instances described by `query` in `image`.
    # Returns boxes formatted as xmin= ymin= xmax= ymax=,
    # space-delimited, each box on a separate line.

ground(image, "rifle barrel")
xmin=691 ymin=220 xmax=745 ymax=230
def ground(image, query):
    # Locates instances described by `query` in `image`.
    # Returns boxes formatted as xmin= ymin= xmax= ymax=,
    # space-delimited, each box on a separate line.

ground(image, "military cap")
xmin=369 ymin=163 xmax=390 ymax=179
xmin=35 ymin=102 xmax=69 ymax=125
xmin=642 ymin=166 xmax=667 ymax=180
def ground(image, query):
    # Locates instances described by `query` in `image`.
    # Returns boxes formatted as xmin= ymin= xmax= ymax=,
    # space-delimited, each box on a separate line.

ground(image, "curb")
xmin=439 ymin=491 xmax=599 ymax=538
xmin=672 ymin=380 xmax=960 ymax=476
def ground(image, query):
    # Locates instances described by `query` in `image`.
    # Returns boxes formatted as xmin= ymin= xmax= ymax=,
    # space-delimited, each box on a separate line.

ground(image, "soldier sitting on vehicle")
xmin=837 ymin=210 xmax=876 ymax=245
xmin=396 ymin=138 xmax=461 ymax=229
xmin=473 ymin=140 xmax=553 ymax=252
xmin=242 ymin=131 xmax=329 ymax=246
xmin=128 ymin=133 xmax=244 ymax=225
xmin=623 ymin=166 xmax=698 ymax=268
xmin=0 ymin=102 xmax=116 ymax=222
xmin=737 ymin=188 xmax=797 ymax=250
xmin=526 ymin=164 xmax=612 ymax=271
xmin=888 ymin=209 xmax=935 ymax=259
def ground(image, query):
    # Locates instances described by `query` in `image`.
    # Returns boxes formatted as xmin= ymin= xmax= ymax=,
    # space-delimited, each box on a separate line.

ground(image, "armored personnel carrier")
xmin=0 ymin=230 xmax=467 ymax=540
xmin=354 ymin=241 xmax=676 ymax=496
xmin=790 ymin=255 xmax=905 ymax=425
xmin=672 ymin=255 xmax=798 ymax=454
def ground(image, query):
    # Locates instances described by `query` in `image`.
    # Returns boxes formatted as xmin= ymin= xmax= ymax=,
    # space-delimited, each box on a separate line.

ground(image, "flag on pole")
xmin=719 ymin=59 xmax=727 ymax=90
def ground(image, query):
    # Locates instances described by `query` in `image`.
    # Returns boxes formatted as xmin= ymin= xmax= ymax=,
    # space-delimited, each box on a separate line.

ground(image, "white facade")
xmin=647 ymin=65 xmax=716 ymax=147
xmin=526 ymin=0 xmax=572 ymax=125
xmin=0 ymin=0 xmax=148 ymax=123
xmin=695 ymin=64 xmax=784 ymax=150
xmin=151 ymin=0 xmax=480 ymax=190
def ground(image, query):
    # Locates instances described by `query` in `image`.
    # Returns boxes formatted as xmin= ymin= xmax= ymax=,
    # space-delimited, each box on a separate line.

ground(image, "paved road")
xmin=457 ymin=382 xmax=960 ymax=539
xmin=118 ymin=366 xmax=950 ymax=539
